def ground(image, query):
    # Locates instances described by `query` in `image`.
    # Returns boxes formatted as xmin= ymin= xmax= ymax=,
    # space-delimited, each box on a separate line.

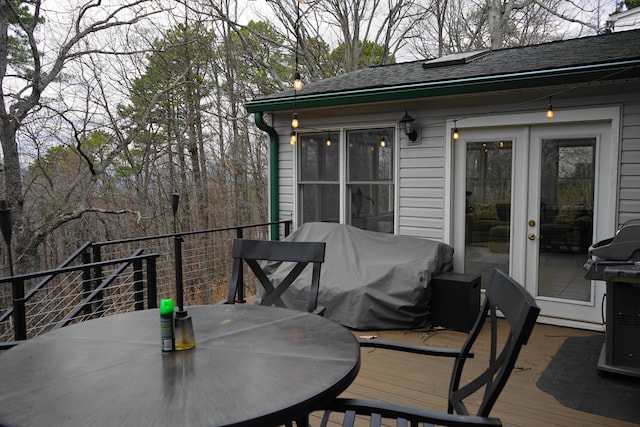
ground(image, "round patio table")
xmin=0 ymin=304 xmax=360 ymax=427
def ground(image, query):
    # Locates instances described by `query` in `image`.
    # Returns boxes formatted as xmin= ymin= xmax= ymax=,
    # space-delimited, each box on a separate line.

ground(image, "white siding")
xmin=277 ymin=132 xmax=295 ymax=227
xmin=619 ymin=102 xmax=640 ymax=224
xmin=398 ymin=130 xmax=447 ymax=239
xmin=270 ymin=81 xmax=640 ymax=238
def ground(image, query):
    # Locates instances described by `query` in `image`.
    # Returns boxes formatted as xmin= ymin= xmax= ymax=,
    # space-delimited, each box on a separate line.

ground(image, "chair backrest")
xmin=448 ymin=268 xmax=540 ymax=417
xmin=226 ymin=239 xmax=326 ymax=313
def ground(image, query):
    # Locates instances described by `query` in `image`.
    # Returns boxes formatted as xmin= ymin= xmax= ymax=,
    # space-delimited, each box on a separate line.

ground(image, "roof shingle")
xmin=257 ymin=29 xmax=640 ymax=101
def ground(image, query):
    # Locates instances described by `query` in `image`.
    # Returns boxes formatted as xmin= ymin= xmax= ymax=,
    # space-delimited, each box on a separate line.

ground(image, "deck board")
xmin=310 ymin=321 xmax=635 ymax=427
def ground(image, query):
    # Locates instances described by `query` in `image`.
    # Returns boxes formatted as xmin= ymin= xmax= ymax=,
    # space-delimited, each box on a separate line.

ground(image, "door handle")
xmin=528 ymin=233 xmax=538 ymax=241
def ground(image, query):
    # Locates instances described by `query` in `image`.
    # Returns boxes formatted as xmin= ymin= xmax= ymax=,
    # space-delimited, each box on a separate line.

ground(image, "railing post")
xmin=12 ymin=278 xmax=26 ymax=341
xmin=92 ymin=245 xmax=105 ymax=317
xmin=133 ymin=258 xmax=144 ymax=311
xmin=81 ymin=250 xmax=92 ymax=317
xmin=235 ymin=227 xmax=246 ymax=303
xmin=147 ymin=257 xmax=157 ymax=309
xmin=174 ymin=234 xmax=184 ymax=310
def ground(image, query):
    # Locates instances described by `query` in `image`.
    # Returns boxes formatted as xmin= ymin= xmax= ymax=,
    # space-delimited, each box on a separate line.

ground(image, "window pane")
xmin=464 ymin=140 xmax=512 ymax=287
xmin=348 ymin=128 xmax=393 ymax=181
xmin=298 ymin=131 xmax=340 ymax=225
xmin=299 ymin=133 xmax=339 ymax=181
xmin=349 ymin=184 xmax=394 ymax=233
xmin=347 ymin=128 xmax=394 ymax=233
xmin=538 ymin=138 xmax=595 ymax=302
xmin=300 ymin=184 xmax=339 ymax=223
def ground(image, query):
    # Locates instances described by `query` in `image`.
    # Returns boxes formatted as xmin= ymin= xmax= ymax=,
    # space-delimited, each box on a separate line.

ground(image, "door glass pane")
xmin=347 ymin=128 xmax=394 ymax=233
xmin=298 ymin=132 xmax=339 ymax=223
xmin=464 ymin=141 xmax=512 ymax=286
xmin=538 ymin=139 xmax=594 ymax=301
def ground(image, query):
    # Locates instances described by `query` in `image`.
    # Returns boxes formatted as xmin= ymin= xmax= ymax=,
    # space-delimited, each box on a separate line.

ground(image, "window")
xmin=347 ymin=128 xmax=394 ymax=232
xmin=298 ymin=132 xmax=340 ymax=223
xmin=298 ymin=127 xmax=395 ymax=233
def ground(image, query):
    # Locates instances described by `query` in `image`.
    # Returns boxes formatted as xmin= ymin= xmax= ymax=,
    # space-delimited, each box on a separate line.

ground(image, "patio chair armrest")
xmin=312 ymin=305 xmax=327 ymax=316
xmin=321 ymin=398 xmax=502 ymax=427
xmin=358 ymin=338 xmax=473 ymax=358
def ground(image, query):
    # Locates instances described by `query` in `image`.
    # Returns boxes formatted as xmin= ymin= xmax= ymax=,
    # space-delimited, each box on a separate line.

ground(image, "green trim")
xmin=246 ymin=60 xmax=640 ymax=113
xmin=253 ymin=112 xmax=280 ymax=240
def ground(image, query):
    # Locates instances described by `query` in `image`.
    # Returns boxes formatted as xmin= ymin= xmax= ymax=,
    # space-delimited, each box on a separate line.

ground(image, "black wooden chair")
xmin=319 ymin=268 xmax=540 ymax=427
xmin=227 ymin=238 xmax=327 ymax=427
xmin=226 ymin=238 xmax=327 ymax=315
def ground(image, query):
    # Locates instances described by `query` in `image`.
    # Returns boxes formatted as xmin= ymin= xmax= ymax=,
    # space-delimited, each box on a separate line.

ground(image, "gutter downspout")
xmin=254 ymin=112 xmax=280 ymax=240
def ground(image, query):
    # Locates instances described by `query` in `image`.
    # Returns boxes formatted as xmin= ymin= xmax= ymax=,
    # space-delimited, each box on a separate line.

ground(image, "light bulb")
xmin=546 ymin=97 xmax=554 ymax=119
xmin=291 ymin=113 xmax=299 ymax=128
xmin=380 ymin=137 xmax=386 ymax=148
xmin=293 ymin=72 xmax=303 ymax=91
xmin=289 ymin=130 xmax=297 ymax=145
xmin=453 ymin=128 xmax=459 ymax=140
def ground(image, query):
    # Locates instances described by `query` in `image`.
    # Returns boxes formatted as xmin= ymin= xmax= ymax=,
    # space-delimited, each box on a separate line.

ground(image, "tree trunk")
xmin=488 ymin=0 xmax=504 ymax=49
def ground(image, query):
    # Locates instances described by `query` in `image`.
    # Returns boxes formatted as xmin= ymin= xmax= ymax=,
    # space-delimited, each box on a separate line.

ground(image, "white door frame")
xmin=445 ymin=106 xmax=621 ymax=330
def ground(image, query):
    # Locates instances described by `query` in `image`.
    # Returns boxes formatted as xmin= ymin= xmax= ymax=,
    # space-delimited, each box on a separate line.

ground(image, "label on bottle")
xmin=161 ymin=316 xmax=174 ymax=352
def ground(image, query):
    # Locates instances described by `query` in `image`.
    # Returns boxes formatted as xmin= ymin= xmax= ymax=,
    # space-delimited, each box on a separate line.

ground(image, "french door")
xmin=452 ymin=113 xmax=618 ymax=329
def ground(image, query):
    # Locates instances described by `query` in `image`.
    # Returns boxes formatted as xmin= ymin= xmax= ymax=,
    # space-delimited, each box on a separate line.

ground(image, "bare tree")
xmin=0 ymin=0 xmax=167 ymax=272
xmin=410 ymin=0 xmax=617 ymax=58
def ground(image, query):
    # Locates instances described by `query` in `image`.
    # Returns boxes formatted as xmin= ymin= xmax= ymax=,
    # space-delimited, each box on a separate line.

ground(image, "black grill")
xmin=583 ymin=219 xmax=640 ymax=377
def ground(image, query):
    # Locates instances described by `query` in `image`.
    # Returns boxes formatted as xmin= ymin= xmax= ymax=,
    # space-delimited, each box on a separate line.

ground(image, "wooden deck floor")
xmin=312 ymin=321 xmax=635 ymax=427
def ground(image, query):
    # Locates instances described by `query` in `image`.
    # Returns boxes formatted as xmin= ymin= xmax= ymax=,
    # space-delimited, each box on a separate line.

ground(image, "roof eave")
xmin=245 ymin=60 xmax=640 ymax=113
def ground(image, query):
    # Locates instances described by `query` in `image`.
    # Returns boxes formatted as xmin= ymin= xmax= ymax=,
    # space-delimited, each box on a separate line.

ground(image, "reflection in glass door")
xmin=464 ymin=140 xmax=512 ymax=286
xmin=537 ymin=139 xmax=595 ymax=301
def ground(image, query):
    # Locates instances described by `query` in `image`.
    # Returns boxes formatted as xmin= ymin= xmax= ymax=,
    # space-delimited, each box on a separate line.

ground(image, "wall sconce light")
xmin=399 ymin=110 xmax=419 ymax=143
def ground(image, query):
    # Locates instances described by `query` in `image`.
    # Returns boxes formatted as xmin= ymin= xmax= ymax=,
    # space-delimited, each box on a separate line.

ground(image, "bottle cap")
xmin=159 ymin=298 xmax=174 ymax=315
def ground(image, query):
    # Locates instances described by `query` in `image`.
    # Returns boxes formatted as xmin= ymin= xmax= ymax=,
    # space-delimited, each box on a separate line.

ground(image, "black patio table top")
xmin=0 ymin=304 xmax=360 ymax=427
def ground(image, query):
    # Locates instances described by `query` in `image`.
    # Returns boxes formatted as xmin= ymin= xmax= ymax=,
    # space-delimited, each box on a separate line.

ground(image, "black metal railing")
xmin=0 ymin=220 xmax=292 ymax=348
xmin=0 ymin=251 xmax=159 ymax=349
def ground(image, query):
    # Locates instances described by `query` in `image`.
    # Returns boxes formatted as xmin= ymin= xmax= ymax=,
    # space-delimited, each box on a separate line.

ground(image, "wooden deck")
xmin=312 ymin=321 xmax=634 ymax=427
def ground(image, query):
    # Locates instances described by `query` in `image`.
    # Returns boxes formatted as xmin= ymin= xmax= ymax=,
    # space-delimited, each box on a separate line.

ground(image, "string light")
xmin=453 ymin=120 xmax=459 ymax=140
xmin=290 ymin=0 xmax=303 ymax=143
xmin=325 ymin=132 xmax=332 ymax=147
xmin=380 ymin=136 xmax=386 ymax=148
xmin=546 ymin=97 xmax=554 ymax=119
xmin=293 ymin=72 xmax=303 ymax=91
xmin=445 ymin=65 xmax=636 ymax=139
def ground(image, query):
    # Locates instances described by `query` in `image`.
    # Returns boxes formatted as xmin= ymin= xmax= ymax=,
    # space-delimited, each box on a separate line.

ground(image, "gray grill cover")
xmin=263 ymin=222 xmax=454 ymax=330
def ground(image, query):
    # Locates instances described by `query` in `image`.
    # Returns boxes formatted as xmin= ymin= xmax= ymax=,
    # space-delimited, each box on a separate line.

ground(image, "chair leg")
xmin=295 ymin=415 xmax=309 ymax=427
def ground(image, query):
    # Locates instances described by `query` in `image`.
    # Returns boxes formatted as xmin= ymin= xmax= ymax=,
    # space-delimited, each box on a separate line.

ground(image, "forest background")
xmin=0 ymin=0 xmax=637 ymax=276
